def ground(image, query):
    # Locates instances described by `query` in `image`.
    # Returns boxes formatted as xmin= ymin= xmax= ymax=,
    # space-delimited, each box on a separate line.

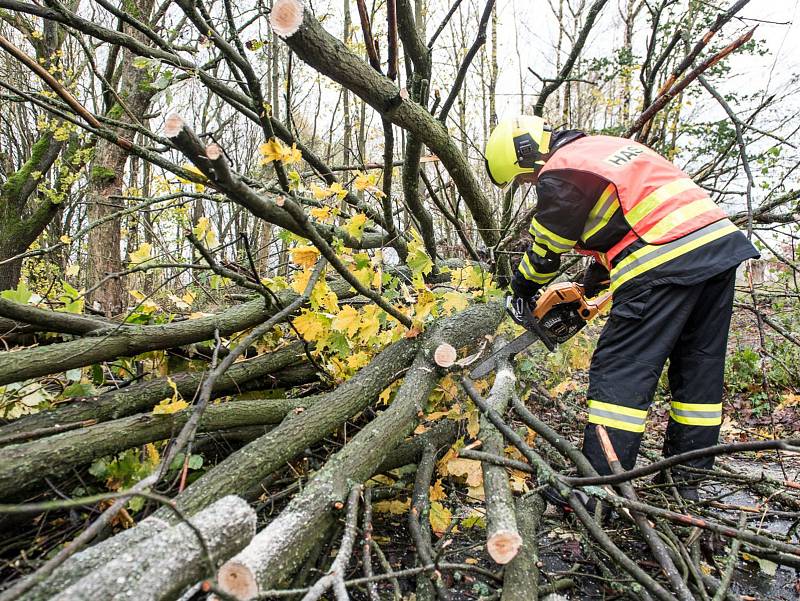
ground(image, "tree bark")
xmin=0 ymin=281 xmax=351 ymax=386
xmin=500 ymin=493 xmax=545 ymax=601
xmin=0 ymin=395 xmax=306 ymax=498
xmin=22 ymin=516 xmax=171 ymax=601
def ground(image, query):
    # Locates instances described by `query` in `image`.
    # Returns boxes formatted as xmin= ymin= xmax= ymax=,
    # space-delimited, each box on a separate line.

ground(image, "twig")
xmin=361 ymin=488 xmax=380 ymax=601
xmin=563 ymin=438 xmax=799 ymax=486
xmin=300 ymin=484 xmax=363 ymax=601
xmin=625 ymin=27 xmax=755 ymax=138
xmin=438 ymin=0 xmax=494 ymax=122
xmin=711 ymin=513 xmax=746 ymax=601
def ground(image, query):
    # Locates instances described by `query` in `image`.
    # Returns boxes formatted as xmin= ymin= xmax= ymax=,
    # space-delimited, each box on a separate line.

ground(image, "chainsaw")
xmin=470 ymin=282 xmax=613 ymax=379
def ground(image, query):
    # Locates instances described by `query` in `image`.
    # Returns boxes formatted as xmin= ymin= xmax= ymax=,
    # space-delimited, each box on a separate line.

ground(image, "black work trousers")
xmin=582 ymin=266 xmax=737 ymax=477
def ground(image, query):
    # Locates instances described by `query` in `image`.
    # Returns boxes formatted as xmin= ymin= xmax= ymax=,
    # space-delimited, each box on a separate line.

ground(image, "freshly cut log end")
xmin=206 ymin=143 xmax=222 ymax=160
xmin=487 ymin=529 xmax=523 ymax=564
xmin=433 ymin=343 xmax=457 ymax=368
xmin=217 ymin=561 xmax=259 ymax=600
xmin=269 ymin=0 xmax=304 ymax=38
xmin=164 ymin=113 xmax=185 ymax=137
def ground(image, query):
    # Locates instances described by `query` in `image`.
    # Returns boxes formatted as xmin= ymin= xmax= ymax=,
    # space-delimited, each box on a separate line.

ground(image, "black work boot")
xmin=540 ymin=485 xmax=610 ymax=521
xmin=652 ymin=469 xmax=700 ymax=502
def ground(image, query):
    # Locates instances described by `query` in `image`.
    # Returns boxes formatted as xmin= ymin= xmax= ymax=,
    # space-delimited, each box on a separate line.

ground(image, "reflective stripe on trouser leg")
xmin=669 ymin=402 xmax=722 ymax=426
xmin=587 ymin=400 xmax=647 ymax=432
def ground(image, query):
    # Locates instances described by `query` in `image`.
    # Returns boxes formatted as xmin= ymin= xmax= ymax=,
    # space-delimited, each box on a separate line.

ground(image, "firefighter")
xmin=484 ymin=115 xmax=759 ymax=501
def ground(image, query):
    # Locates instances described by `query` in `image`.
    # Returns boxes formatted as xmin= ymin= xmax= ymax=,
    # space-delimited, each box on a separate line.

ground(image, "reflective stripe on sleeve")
xmin=531 ymin=242 xmax=548 ymax=258
xmin=669 ymin=401 xmax=722 ymax=426
xmin=587 ymin=399 xmax=647 ymax=433
xmin=529 ymin=217 xmax=576 ymax=253
xmin=518 ymin=254 xmax=558 ymax=284
xmin=610 ymin=220 xmax=739 ymax=292
xmin=582 ymin=184 xmax=619 ymax=242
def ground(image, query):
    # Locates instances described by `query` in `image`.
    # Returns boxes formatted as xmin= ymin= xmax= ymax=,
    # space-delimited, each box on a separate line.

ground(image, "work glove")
xmin=582 ymin=261 xmax=611 ymax=298
xmin=507 ymin=271 xmax=540 ymax=327
xmin=506 ymin=294 xmax=533 ymax=327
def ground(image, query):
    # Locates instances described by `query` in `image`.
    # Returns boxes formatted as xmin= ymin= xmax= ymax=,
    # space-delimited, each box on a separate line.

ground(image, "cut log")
xmin=479 ymin=348 xmax=521 ymax=565
xmin=500 ymin=493 xmax=545 ymax=601
xmin=216 ymin=301 xmax=504 ymax=598
xmin=51 ymin=495 xmax=255 ymax=601
xmin=433 ymin=342 xmax=457 ymax=367
xmin=0 ymin=341 xmax=307 ymax=443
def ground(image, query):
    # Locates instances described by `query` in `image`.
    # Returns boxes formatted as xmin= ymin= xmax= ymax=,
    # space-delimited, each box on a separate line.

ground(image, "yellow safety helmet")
xmin=484 ymin=115 xmax=552 ymax=187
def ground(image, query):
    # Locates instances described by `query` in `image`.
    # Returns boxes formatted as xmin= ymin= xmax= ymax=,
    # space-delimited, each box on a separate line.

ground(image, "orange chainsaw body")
xmin=532 ymin=282 xmax=612 ymax=322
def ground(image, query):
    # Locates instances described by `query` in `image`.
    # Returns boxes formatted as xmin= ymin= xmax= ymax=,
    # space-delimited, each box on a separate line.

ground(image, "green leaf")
xmin=89 ymin=459 xmax=108 ymax=478
xmin=407 ymin=230 xmax=433 ymax=277
xmin=1 ymin=282 xmax=32 ymax=304
xmin=187 ymin=455 xmax=204 ymax=470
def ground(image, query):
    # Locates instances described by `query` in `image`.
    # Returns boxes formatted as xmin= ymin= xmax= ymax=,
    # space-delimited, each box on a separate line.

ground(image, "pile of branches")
xmin=0 ymin=290 xmax=798 ymax=601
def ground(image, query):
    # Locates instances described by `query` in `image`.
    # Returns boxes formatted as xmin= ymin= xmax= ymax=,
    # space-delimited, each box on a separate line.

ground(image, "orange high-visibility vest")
xmin=539 ymin=135 xmax=727 ymax=263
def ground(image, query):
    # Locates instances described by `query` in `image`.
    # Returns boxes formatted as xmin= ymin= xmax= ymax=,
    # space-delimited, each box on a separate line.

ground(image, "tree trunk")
xmin=0 ymin=280 xmax=352 ymax=385
xmin=86 ymin=0 xmax=156 ymax=316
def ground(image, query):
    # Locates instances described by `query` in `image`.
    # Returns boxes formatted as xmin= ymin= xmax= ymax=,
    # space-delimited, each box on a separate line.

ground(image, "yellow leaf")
xmin=465 ymin=558 xmax=479 ymax=565
xmin=144 ymin=443 xmax=160 ymax=465
xmin=442 ymin=291 xmax=469 ymax=315
xmin=192 ymin=216 xmax=217 ymax=247
xmin=310 ymin=205 xmax=332 ymax=220
xmin=446 ymin=458 xmax=483 ymax=487
xmin=466 ymin=409 xmax=480 ymax=439
xmin=129 ymin=242 xmax=152 ymax=266
xmin=332 ymin=304 xmax=361 ymax=337
xmin=329 ymin=182 xmax=348 ymax=200
xmin=259 ymin=138 xmax=285 ymax=164
xmin=290 ymin=245 xmax=320 ymax=268
xmin=284 ymin=143 xmax=302 ymax=164
xmin=429 ymin=501 xmax=452 ymax=536
xmin=292 ymin=310 xmax=330 ymax=342
xmin=347 ymin=351 xmax=371 ymax=371
xmin=59 ymin=234 xmax=72 ymax=244
xmin=182 ymin=290 xmax=196 ymax=306
xmin=152 ymin=398 xmax=189 ymax=414
xmin=436 ymin=439 xmax=465 ymax=475
xmin=354 ymin=171 xmax=377 ymax=191
xmin=359 ymin=305 xmax=382 ymax=340
xmin=65 ymin=264 xmax=79 ymax=277
xmin=414 ymin=289 xmax=437 ymax=321
xmin=430 ymin=479 xmax=446 ymax=501
xmin=310 ymin=184 xmax=332 ymax=200
xmin=153 ymin=378 xmax=186 ymax=415
xmin=343 ymin=213 xmax=369 ymax=241
xmin=549 ymin=380 xmax=578 ymax=396
xmin=373 ymin=498 xmax=410 ymax=515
